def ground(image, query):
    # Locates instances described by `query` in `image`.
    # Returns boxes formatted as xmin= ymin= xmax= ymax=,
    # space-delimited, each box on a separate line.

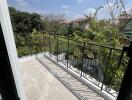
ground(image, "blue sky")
xmin=7 ymin=0 xmax=132 ymax=20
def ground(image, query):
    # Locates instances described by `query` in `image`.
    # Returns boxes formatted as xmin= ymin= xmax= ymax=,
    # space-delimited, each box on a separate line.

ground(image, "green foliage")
xmin=67 ymin=23 xmax=74 ymax=36
xmin=9 ymin=7 xmax=44 ymax=36
xmin=9 ymin=7 xmax=45 ymax=56
xmin=17 ymin=46 xmax=31 ymax=57
xmin=63 ymin=48 xmax=74 ymax=55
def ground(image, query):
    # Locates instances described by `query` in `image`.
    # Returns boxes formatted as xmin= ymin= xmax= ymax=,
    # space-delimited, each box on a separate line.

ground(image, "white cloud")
xmin=84 ymin=8 xmax=96 ymax=16
xmin=61 ymin=5 xmax=70 ymax=16
xmin=16 ymin=0 xmax=28 ymax=6
xmin=77 ymin=0 xmax=83 ymax=3
xmin=61 ymin=5 xmax=69 ymax=9
xmin=74 ymin=0 xmax=83 ymax=3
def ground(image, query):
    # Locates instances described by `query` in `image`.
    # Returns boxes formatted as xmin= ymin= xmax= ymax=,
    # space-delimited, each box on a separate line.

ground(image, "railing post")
xmin=35 ymin=33 xmax=37 ymax=54
xmin=101 ymin=48 xmax=112 ymax=91
xmin=117 ymin=46 xmax=128 ymax=68
xmin=117 ymin=42 xmax=132 ymax=100
xmin=67 ymin=38 xmax=70 ymax=68
xmin=81 ymin=42 xmax=85 ymax=76
xmin=31 ymin=37 xmax=33 ymax=56
xmin=49 ymin=33 xmax=51 ymax=57
xmin=57 ymin=35 xmax=59 ymax=62
xmin=42 ymin=32 xmax=45 ymax=53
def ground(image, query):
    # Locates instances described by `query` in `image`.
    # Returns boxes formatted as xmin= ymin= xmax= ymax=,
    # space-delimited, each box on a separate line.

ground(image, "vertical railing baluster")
xmin=81 ymin=42 xmax=85 ymax=76
xmin=29 ymin=34 xmax=33 ymax=56
xmin=57 ymin=35 xmax=59 ymax=62
xmin=117 ymin=47 xmax=126 ymax=69
xmin=35 ymin=33 xmax=37 ymax=54
xmin=49 ymin=33 xmax=51 ymax=57
xmin=101 ymin=48 xmax=112 ymax=91
xmin=42 ymin=32 xmax=45 ymax=53
xmin=67 ymin=38 xmax=70 ymax=68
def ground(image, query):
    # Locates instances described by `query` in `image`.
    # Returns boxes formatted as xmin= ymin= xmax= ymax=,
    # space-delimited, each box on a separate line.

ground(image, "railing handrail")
xmin=44 ymin=33 xmax=123 ymax=51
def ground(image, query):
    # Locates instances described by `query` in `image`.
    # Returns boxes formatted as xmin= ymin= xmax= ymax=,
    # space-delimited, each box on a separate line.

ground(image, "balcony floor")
xmin=20 ymin=55 xmax=105 ymax=100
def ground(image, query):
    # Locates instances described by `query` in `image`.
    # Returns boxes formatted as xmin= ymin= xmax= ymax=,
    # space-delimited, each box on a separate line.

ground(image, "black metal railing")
xmin=15 ymin=32 xmax=129 ymax=97
xmin=42 ymin=33 xmax=129 ymax=97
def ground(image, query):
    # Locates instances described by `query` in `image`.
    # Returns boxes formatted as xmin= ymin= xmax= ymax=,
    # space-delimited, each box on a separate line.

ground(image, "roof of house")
xmin=62 ymin=20 xmax=71 ymax=24
xmin=73 ymin=17 xmax=87 ymax=22
xmin=118 ymin=14 xmax=132 ymax=20
xmin=62 ymin=16 xmax=92 ymax=24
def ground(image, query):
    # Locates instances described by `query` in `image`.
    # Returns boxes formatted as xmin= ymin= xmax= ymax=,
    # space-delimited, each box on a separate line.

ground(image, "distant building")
xmin=62 ymin=17 xmax=92 ymax=31
xmin=71 ymin=17 xmax=90 ymax=30
xmin=118 ymin=11 xmax=132 ymax=36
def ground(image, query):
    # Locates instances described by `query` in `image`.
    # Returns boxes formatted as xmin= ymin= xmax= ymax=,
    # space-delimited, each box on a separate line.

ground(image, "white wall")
xmin=0 ymin=0 xmax=26 ymax=100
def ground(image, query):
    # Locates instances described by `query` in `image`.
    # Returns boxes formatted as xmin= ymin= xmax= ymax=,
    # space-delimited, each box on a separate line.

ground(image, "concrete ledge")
xmin=18 ymin=52 xmax=44 ymax=63
xmin=44 ymin=53 xmax=116 ymax=100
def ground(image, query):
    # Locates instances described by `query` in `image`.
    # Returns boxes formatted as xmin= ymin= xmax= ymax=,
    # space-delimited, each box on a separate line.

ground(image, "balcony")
xmin=17 ymin=33 xmax=129 ymax=100
xmin=20 ymin=55 xmax=105 ymax=100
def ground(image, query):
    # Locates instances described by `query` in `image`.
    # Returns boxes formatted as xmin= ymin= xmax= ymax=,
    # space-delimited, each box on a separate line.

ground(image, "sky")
xmin=7 ymin=0 xmax=132 ymax=20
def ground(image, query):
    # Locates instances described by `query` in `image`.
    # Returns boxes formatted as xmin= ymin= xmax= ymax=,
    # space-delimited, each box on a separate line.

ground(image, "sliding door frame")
xmin=0 ymin=0 xmax=26 ymax=100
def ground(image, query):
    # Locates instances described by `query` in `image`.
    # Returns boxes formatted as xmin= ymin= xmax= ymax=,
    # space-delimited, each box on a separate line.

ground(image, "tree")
xmin=67 ymin=23 xmax=73 ymax=36
xmin=9 ymin=7 xmax=45 ymax=56
xmin=42 ymin=14 xmax=66 ymax=34
xmin=9 ymin=7 xmax=44 ymax=36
